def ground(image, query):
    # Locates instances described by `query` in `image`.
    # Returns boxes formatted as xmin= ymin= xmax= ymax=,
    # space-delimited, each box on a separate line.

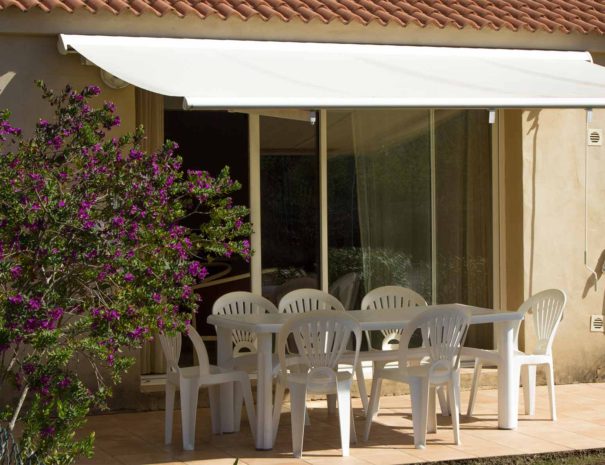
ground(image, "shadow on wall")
xmin=579 ymin=251 xmax=605 ymax=383
xmin=0 ymin=72 xmax=15 ymax=96
xmin=582 ymin=248 xmax=605 ymax=321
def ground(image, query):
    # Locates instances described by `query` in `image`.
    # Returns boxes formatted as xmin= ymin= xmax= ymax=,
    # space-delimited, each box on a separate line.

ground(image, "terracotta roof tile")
xmin=2 ymin=0 xmax=605 ymax=35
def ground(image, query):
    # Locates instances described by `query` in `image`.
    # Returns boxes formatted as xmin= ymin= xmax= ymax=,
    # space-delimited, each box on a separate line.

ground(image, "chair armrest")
xmin=460 ymin=347 xmax=500 ymax=364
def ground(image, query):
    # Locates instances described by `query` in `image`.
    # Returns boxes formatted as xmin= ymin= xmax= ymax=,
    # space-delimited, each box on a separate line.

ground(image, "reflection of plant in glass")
xmin=0 ymin=82 xmax=251 ymax=464
xmin=275 ymin=267 xmax=307 ymax=285
xmin=328 ymin=247 xmax=412 ymax=292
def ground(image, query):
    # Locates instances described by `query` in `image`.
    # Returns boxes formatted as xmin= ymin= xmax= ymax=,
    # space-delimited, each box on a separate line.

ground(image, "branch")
xmin=8 ymin=386 xmax=29 ymax=432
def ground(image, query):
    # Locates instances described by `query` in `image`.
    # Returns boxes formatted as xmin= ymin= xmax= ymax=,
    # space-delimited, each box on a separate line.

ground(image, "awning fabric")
xmin=58 ymin=34 xmax=605 ymax=110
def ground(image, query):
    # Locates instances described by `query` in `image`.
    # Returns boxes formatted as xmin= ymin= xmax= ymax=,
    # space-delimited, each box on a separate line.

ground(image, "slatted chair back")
xmin=361 ymin=286 xmax=427 ymax=350
xmin=213 ymin=291 xmax=278 ymax=356
xmin=277 ymin=311 xmax=361 ymax=384
xmin=398 ymin=308 xmax=471 ymax=383
xmin=516 ymin=289 xmax=566 ymax=355
xmin=278 ymin=289 xmax=345 ymax=314
xmin=158 ymin=325 xmax=211 ymax=375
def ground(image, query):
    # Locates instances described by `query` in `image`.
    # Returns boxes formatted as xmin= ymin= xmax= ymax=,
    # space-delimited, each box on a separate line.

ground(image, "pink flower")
xmin=112 ymin=216 xmax=125 ymax=227
xmin=49 ymin=135 xmax=63 ymax=150
xmin=128 ymin=326 xmax=146 ymax=340
xmin=10 ymin=265 xmax=22 ymax=279
xmin=28 ymin=297 xmax=41 ymax=311
xmin=49 ymin=307 xmax=63 ymax=320
xmin=129 ymin=149 xmax=143 ymax=161
xmin=188 ymin=261 xmax=201 ymax=277
xmin=181 ymin=285 xmax=192 ymax=300
xmin=103 ymin=309 xmax=119 ymax=321
xmin=85 ymin=85 xmax=101 ymax=96
xmin=58 ymin=377 xmax=71 ymax=389
xmin=41 ymin=426 xmax=55 ymax=438
xmin=199 ymin=266 xmax=209 ymax=280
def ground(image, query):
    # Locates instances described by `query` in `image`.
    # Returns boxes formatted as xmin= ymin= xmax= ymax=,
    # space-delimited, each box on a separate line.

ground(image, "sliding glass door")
xmin=434 ymin=110 xmax=493 ymax=347
xmin=327 ymin=109 xmax=493 ymax=346
xmin=259 ymin=115 xmax=320 ymax=305
xmin=327 ymin=110 xmax=432 ymax=309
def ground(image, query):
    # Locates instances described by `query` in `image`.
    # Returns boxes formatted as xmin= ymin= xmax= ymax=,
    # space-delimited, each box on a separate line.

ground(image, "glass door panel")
xmin=163 ymin=109 xmax=250 ymax=365
xmin=259 ymin=116 xmax=320 ymax=305
xmin=327 ymin=110 xmax=432 ymax=307
xmin=326 ymin=109 xmax=493 ymax=350
xmin=435 ymin=109 xmax=493 ymax=348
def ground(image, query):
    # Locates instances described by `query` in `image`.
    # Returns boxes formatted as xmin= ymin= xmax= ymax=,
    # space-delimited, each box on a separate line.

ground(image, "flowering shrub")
xmin=0 ymin=82 xmax=251 ymax=464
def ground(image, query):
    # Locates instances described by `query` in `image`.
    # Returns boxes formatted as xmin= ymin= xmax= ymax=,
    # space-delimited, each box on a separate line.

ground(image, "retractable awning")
xmin=58 ymin=34 xmax=605 ymax=110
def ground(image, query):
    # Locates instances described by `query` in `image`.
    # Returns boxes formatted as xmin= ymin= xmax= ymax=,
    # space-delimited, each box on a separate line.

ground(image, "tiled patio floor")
xmin=77 ymin=383 xmax=605 ymax=465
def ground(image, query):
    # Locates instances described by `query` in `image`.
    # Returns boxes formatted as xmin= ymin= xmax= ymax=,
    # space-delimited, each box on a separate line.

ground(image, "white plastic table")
xmin=208 ymin=304 xmax=524 ymax=450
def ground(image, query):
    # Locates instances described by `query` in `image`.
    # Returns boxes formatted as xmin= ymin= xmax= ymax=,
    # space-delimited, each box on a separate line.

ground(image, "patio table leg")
xmin=497 ymin=320 xmax=519 ymax=429
xmin=216 ymin=326 xmax=235 ymax=433
xmin=256 ymin=333 xmax=274 ymax=450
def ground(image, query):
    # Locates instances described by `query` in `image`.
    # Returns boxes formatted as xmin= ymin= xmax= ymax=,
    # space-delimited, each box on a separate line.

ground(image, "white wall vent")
xmin=587 ymin=128 xmax=602 ymax=146
xmin=590 ymin=315 xmax=604 ymax=332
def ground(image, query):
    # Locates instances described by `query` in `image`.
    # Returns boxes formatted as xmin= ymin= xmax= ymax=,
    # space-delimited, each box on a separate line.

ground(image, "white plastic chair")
xmin=364 ymin=307 xmax=471 ymax=449
xmin=272 ymin=311 xmax=362 ymax=457
xmin=212 ymin=291 xmax=279 ymax=360
xmin=357 ymin=286 xmax=449 ymax=416
xmin=212 ymin=291 xmax=280 ymax=427
xmin=159 ymin=325 xmax=256 ymax=450
xmin=361 ymin=286 xmax=427 ymax=351
xmin=465 ymin=289 xmax=566 ymax=420
xmin=278 ymin=288 xmax=367 ymax=416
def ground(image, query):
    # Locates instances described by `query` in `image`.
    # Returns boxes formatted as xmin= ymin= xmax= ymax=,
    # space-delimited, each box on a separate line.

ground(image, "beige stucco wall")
xmin=0 ymin=34 xmax=135 ymax=137
xmin=519 ymin=108 xmax=605 ymax=383
xmin=0 ymin=33 xmax=141 ymax=409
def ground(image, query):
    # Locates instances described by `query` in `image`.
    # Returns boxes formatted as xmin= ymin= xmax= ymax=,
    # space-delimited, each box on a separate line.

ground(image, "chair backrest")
xmin=361 ymin=286 xmax=427 ymax=349
xmin=277 ymin=311 xmax=361 ymax=384
xmin=329 ymin=272 xmax=361 ymax=310
xmin=273 ymin=276 xmax=319 ymax=306
xmin=398 ymin=308 xmax=471 ymax=383
xmin=516 ymin=289 xmax=566 ymax=355
xmin=278 ymin=288 xmax=345 ymax=314
xmin=158 ymin=325 xmax=211 ymax=375
xmin=212 ymin=291 xmax=278 ymax=356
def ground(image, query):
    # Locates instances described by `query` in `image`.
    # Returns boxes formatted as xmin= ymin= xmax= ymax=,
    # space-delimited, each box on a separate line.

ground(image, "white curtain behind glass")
xmin=351 ymin=110 xmax=432 ymax=299
xmin=328 ymin=109 xmax=492 ymax=348
xmin=435 ymin=110 xmax=492 ymax=348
